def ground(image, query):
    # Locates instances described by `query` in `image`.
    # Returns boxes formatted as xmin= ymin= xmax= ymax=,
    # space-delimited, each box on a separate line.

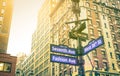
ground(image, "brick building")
xmin=0 ymin=53 xmax=17 ymax=76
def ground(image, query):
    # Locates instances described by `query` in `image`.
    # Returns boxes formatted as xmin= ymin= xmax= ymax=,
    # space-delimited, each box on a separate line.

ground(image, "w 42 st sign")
xmin=83 ymin=36 xmax=104 ymax=55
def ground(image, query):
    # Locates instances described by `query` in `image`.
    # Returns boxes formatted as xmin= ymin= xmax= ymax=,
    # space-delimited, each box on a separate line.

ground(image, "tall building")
xmin=0 ymin=0 xmax=17 ymax=76
xmin=16 ymin=52 xmax=34 ymax=76
xmin=0 ymin=0 xmax=13 ymax=53
xmin=19 ymin=0 xmax=120 ymax=76
xmin=16 ymin=52 xmax=27 ymax=70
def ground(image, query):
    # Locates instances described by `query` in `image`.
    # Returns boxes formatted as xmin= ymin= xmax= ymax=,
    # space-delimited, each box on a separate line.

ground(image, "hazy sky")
xmin=7 ymin=0 xmax=44 ymax=56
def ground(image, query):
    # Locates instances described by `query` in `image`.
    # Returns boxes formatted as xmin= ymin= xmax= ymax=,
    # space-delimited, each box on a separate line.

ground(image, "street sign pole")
xmin=77 ymin=37 xmax=85 ymax=76
xmin=70 ymin=0 xmax=86 ymax=75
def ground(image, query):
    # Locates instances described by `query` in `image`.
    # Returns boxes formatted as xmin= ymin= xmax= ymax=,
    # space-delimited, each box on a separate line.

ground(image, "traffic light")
xmin=94 ymin=71 xmax=100 ymax=76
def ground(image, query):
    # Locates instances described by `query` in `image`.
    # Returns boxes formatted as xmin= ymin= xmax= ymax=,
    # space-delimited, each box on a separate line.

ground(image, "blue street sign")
xmin=83 ymin=36 xmax=104 ymax=55
xmin=50 ymin=54 xmax=77 ymax=65
xmin=50 ymin=44 xmax=76 ymax=55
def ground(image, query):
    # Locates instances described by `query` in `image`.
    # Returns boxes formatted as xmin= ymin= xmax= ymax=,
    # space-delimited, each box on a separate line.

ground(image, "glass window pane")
xmin=3 ymin=63 xmax=11 ymax=72
xmin=0 ymin=63 xmax=4 ymax=71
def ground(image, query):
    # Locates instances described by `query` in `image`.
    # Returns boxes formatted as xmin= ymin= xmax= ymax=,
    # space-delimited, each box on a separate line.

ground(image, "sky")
xmin=7 ymin=0 xmax=44 ymax=56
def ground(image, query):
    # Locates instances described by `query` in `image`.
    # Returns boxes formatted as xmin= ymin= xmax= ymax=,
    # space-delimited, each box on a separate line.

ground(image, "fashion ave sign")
xmin=50 ymin=54 xmax=77 ymax=65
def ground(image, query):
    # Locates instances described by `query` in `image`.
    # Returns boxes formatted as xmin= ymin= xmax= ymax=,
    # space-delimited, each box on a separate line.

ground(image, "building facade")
xmin=0 ymin=0 xmax=17 ymax=76
xmin=19 ymin=0 xmax=120 ymax=76
xmin=16 ymin=52 xmax=34 ymax=76
xmin=0 ymin=0 xmax=13 ymax=53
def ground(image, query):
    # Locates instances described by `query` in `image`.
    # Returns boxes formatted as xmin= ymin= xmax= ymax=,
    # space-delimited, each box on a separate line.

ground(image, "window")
xmin=112 ymin=34 xmax=116 ymax=40
xmin=112 ymin=63 xmax=115 ymax=70
xmin=0 ymin=63 xmax=4 ymax=71
xmin=1 ymin=9 xmax=5 ymax=14
xmin=93 ymin=50 xmax=97 ymax=56
xmin=64 ymin=70 xmax=67 ymax=76
xmin=106 ymin=9 xmax=110 ymax=14
xmin=106 ymin=32 xmax=109 ymax=38
xmin=88 ymin=19 xmax=92 ymax=24
xmin=104 ymin=23 xmax=107 ymax=28
xmin=103 ymin=15 xmax=105 ymax=19
xmin=98 ymin=31 xmax=102 ymax=36
xmin=118 ymin=28 xmax=120 ymax=37
xmin=39 ymin=71 xmax=43 ymax=76
xmin=44 ymin=59 xmax=48 ymax=66
xmin=116 ymin=54 xmax=120 ymax=60
xmin=112 ymin=4 xmax=116 ymax=8
xmin=52 ymin=68 xmax=55 ymax=75
xmin=90 ymin=29 xmax=94 ymax=35
xmin=44 ymin=68 xmax=48 ymax=76
xmin=35 ymin=67 xmax=38 ymax=74
xmin=117 ymin=1 xmax=120 ymax=3
xmin=109 ymin=17 xmax=112 ymax=22
xmin=69 ymin=68 xmax=72 ymax=75
xmin=94 ymin=5 xmax=98 ymax=10
xmin=0 ymin=17 xmax=3 ymax=21
xmin=101 ymin=51 xmax=106 ymax=58
xmin=110 ymin=25 xmax=114 ymax=31
xmin=118 ymin=28 xmax=120 ymax=32
xmin=94 ymin=60 xmax=99 ymax=70
xmin=59 ymin=73 xmax=62 ymax=76
xmin=96 ymin=21 xmax=100 ymax=27
xmin=86 ymin=2 xmax=90 ymax=7
xmin=115 ymin=18 xmax=120 ymax=24
xmin=95 ymin=12 xmax=99 ymax=19
xmin=103 ymin=62 xmax=108 ymax=71
xmin=64 ymin=64 xmax=67 ymax=69
xmin=0 ymin=62 xmax=11 ymax=72
xmin=101 ymin=7 xmax=104 ymax=12
xmin=110 ymin=52 xmax=113 ymax=58
xmin=114 ymin=44 xmax=119 ymax=50
xmin=108 ymin=42 xmax=111 ymax=48
xmin=87 ymin=10 xmax=91 ymax=16
xmin=59 ymin=64 xmax=62 ymax=71
xmin=2 ymin=2 xmax=6 ymax=6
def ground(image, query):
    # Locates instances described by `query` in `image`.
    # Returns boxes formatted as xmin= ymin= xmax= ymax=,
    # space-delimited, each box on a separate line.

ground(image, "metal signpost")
xmin=50 ymin=36 xmax=104 ymax=75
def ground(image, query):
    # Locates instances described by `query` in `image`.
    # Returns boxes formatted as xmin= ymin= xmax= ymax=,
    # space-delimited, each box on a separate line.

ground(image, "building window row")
xmin=94 ymin=60 xmax=116 ymax=70
xmin=0 ymin=62 xmax=11 ymax=72
xmin=93 ymin=49 xmax=107 ymax=58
